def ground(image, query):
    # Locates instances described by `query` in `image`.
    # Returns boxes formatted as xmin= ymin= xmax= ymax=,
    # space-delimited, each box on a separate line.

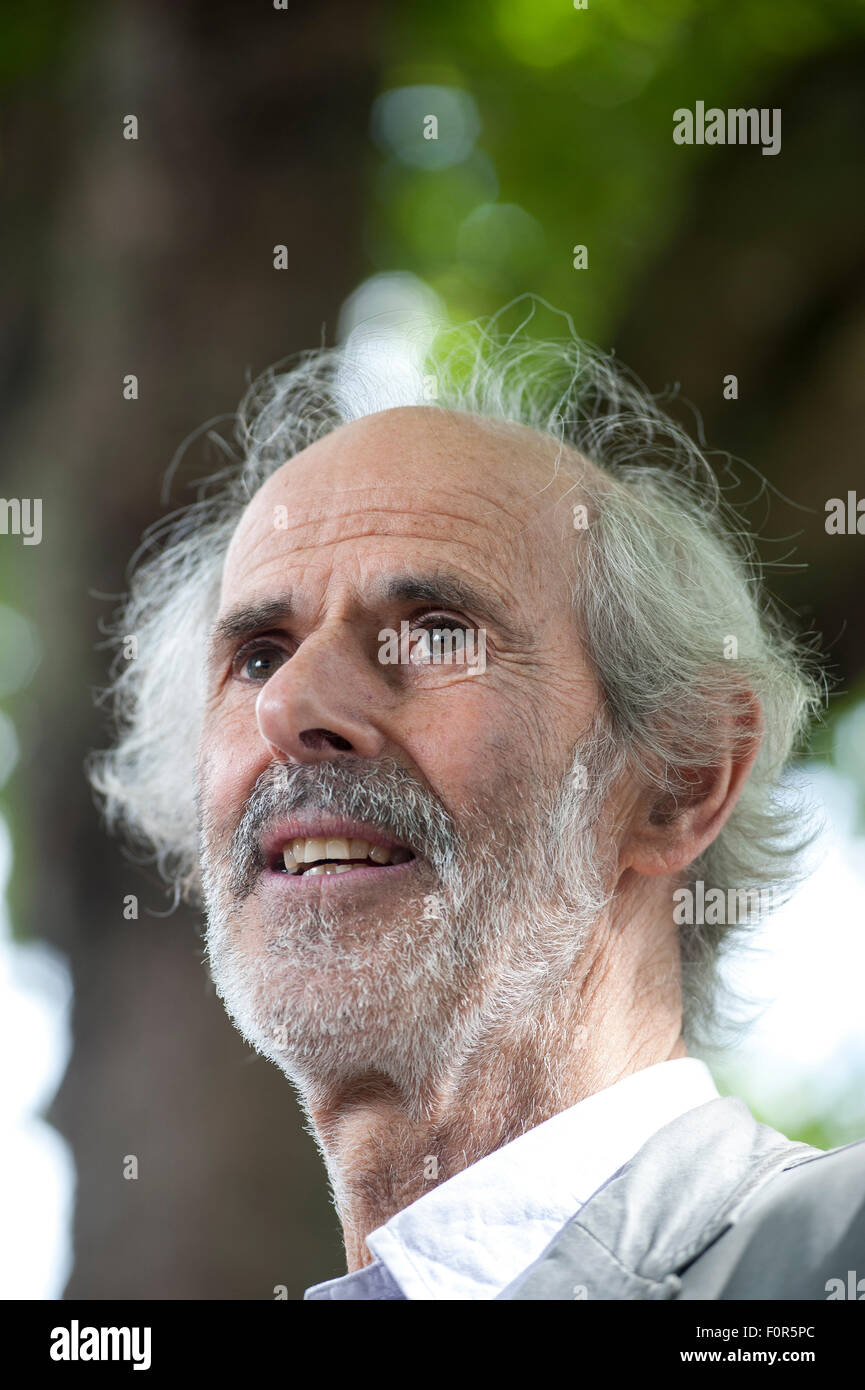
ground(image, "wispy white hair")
xmin=87 ymin=298 xmax=826 ymax=1043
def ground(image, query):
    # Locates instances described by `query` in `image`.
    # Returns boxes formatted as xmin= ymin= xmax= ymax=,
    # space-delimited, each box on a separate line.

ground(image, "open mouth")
xmin=274 ymin=836 xmax=415 ymax=878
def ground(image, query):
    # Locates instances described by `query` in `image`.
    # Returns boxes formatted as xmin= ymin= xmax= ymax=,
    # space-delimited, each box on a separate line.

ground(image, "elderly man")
xmin=90 ymin=316 xmax=862 ymax=1300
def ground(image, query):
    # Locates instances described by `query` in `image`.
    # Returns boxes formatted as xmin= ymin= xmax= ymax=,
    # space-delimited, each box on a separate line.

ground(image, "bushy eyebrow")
xmin=373 ymin=572 xmax=530 ymax=646
xmin=208 ymin=595 xmax=294 ymax=670
xmin=207 ymin=569 xmax=530 ymax=672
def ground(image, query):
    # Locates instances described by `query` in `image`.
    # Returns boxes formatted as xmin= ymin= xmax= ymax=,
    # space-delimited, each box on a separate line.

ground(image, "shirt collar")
xmin=305 ymin=1057 xmax=719 ymax=1300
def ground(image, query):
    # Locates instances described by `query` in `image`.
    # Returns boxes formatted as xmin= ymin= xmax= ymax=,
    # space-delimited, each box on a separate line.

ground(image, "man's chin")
xmin=210 ymin=951 xmax=466 ymax=1098
xmin=204 ymin=896 xmax=469 ymax=1091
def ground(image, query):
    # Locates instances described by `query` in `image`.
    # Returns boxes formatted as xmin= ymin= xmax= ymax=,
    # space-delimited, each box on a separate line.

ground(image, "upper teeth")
xmin=281 ymin=837 xmax=411 ymax=875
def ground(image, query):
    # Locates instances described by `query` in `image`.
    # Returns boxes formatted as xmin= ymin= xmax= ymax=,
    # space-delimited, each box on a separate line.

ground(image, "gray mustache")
xmin=227 ymin=757 xmax=460 ymax=898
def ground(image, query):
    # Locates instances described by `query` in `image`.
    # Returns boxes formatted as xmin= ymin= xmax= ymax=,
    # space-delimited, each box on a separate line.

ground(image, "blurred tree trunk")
xmin=3 ymin=0 xmax=379 ymax=1297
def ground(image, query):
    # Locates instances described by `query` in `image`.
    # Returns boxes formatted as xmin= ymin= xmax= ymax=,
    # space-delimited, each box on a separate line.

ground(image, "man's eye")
xmin=234 ymin=643 xmax=287 ymax=681
xmin=409 ymin=615 xmax=475 ymax=663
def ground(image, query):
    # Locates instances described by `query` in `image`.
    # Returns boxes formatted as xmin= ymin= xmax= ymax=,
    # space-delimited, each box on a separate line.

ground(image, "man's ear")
xmin=620 ymin=689 xmax=763 ymax=879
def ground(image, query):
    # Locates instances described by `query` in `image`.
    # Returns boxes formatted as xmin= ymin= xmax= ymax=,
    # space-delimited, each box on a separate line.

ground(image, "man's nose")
xmin=255 ymin=625 xmax=388 ymax=763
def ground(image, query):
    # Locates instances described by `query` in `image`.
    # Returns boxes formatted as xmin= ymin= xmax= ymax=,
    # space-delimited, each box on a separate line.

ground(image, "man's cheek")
xmin=201 ymin=711 xmax=268 ymax=833
xmin=407 ymin=696 xmax=502 ymax=784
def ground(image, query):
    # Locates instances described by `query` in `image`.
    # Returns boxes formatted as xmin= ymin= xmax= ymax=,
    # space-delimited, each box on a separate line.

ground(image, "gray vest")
xmin=497 ymin=1097 xmax=865 ymax=1300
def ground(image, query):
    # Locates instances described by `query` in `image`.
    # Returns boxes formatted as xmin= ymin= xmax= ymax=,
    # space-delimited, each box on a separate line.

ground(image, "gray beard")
xmin=199 ymin=731 xmax=619 ymax=1116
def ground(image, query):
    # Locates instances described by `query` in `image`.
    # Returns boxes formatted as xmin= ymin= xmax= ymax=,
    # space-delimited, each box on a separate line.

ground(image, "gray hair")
xmin=87 ymin=301 xmax=826 ymax=1044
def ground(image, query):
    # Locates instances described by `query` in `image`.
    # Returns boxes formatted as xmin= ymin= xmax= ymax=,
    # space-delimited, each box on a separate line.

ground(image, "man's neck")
xmin=305 ymin=903 xmax=686 ymax=1273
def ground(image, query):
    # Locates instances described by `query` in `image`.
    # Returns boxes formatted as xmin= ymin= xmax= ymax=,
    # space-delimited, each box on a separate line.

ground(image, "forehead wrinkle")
xmin=241 ymin=500 xmax=521 ymax=542
xmin=240 ymin=475 xmax=538 ymax=536
xmin=225 ymin=532 xmax=534 ymax=619
xmin=226 ymin=498 xmax=532 ymax=588
xmin=230 ymin=462 xmax=575 ymax=575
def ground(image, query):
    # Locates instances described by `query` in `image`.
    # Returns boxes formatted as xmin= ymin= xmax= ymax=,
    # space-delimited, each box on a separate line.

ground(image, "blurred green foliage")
xmin=369 ymin=0 xmax=865 ymax=335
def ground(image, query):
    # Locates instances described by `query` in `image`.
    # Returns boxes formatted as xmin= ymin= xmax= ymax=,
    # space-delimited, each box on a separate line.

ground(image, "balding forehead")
xmin=333 ymin=405 xmax=588 ymax=480
xmin=221 ymin=406 xmax=600 ymax=604
xmin=255 ymin=405 xmax=597 ymax=508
